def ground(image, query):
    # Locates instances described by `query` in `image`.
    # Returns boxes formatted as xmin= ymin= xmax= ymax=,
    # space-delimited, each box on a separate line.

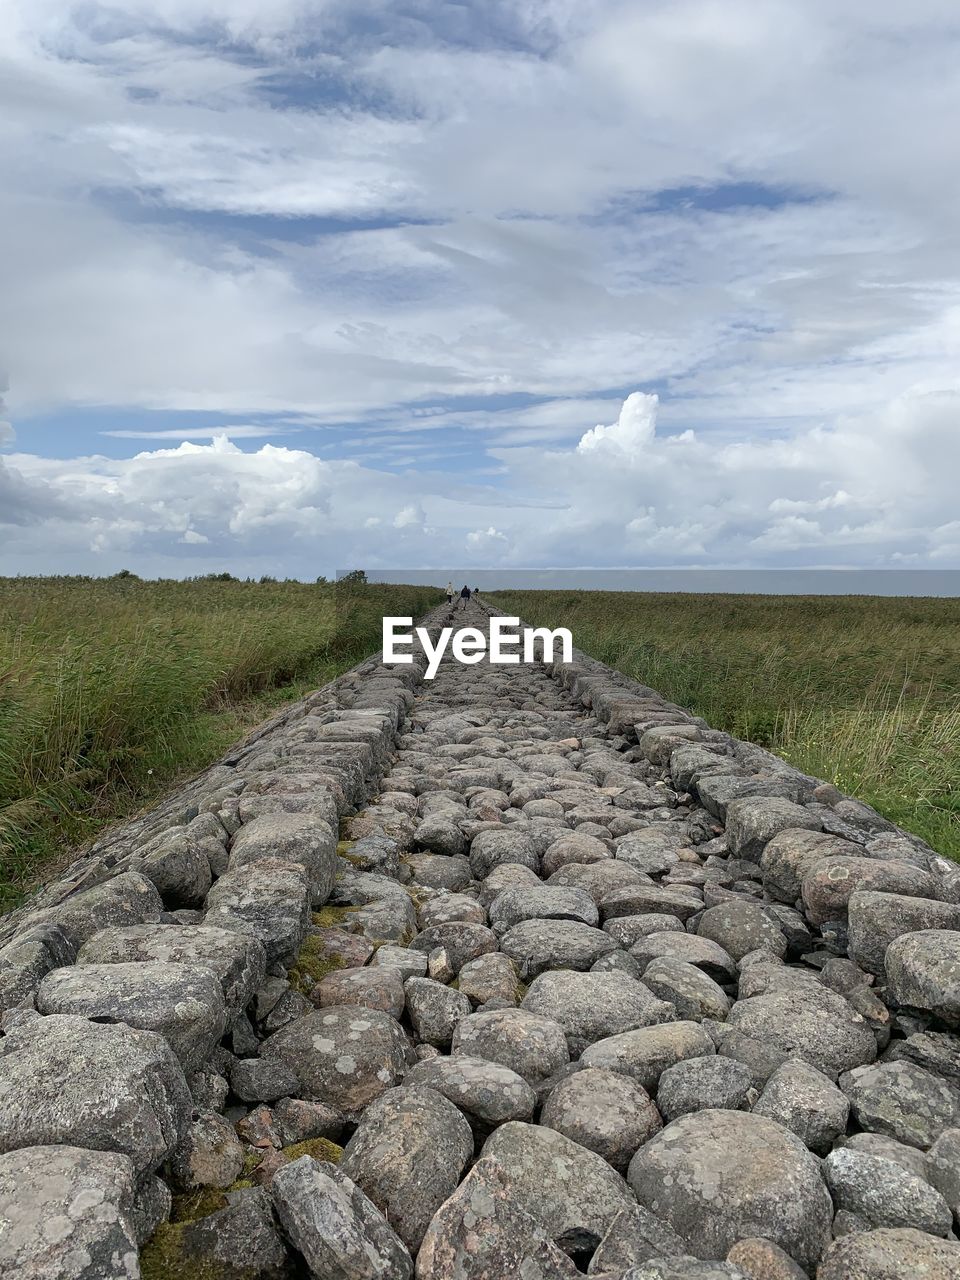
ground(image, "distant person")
xmin=473 ymin=586 xmax=481 ymax=598
xmin=459 ymin=584 xmax=471 ymax=610
xmin=445 ymin=580 xmax=454 ymax=605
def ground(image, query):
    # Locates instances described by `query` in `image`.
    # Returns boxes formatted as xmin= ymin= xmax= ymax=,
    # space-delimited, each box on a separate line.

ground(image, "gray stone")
xmin=627 ymin=1109 xmax=832 ymax=1272
xmin=260 ymin=1006 xmax=415 ymax=1120
xmin=407 ymin=922 xmax=498 ymax=974
xmin=823 ymin=1146 xmax=952 ymax=1235
xmin=759 ymin=829 xmax=864 ymax=903
xmin=886 ymin=929 xmax=960 ymax=1026
xmin=0 ymin=1014 xmax=190 ymax=1175
xmin=726 ymin=983 xmax=877 ymax=1078
xmin=404 ymin=1053 xmax=536 ymax=1129
xmin=844 ymin=1131 xmax=932 ymax=1181
xmin=587 ymin=1203 xmax=687 ymax=1275
xmin=489 ymin=885 xmax=599 ymax=934
xmin=697 ymin=901 xmax=787 ymax=963
xmin=204 ymin=858 xmax=311 ymax=966
xmin=404 ymin=852 xmax=472 ymax=890
xmin=725 ymin=1237 xmax=807 ymax=1280
xmin=801 ymin=856 xmax=939 ymax=926
xmin=581 ymin=1021 xmax=716 ymax=1091
xmin=77 ymin=922 xmax=267 ymax=1024
xmin=370 ymin=945 xmax=429 ymax=980
xmin=458 ymin=951 xmax=521 ymax=1005
xmin=271 ymin=1156 xmax=413 ymax=1280
xmin=656 ymin=1055 xmax=754 ymax=1122
xmin=230 ymin=1056 xmax=300 ymax=1103
xmin=453 ymin=1007 xmax=569 ymax=1084
xmin=500 ymin=919 xmax=618 ymax=979
xmin=37 ymin=961 xmax=226 ymax=1072
xmin=753 ymin=1059 xmax=850 ymax=1154
xmin=847 ymin=890 xmax=960 ymax=977
xmin=928 ymin=1127 xmax=960 ymax=1219
xmin=23 ymin=871 xmax=164 ymax=949
xmin=541 ymin=1067 xmax=663 ymax=1172
xmin=623 ymin=1262 xmax=748 ymax=1279
xmin=166 ymin=1109 xmax=244 ymax=1190
xmin=469 ymin=828 xmax=540 ymax=877
xmin=641 ymin=957 xmax=731 ymax=1023
xmin=405 ymin=976 xmax=472 ymax=1047
xmin=817 ymin=1227 xmax=960 ymax=1280
xmin=725 ymin=799 xmax=820 ymax=861
xmin=133 ymin=826 xmax=214 ymax=907
xmin=522 ymin=970 xmax=672 ymax=1056
xmin=481 ymin=1120 xmax=637 ymax=1256
xmin=416 ymin=1159 xmax=579 ymax=1280
xmin=230 ymin=811 xmax=338 ymax=905
xmin=341 ymin=1084 xmax=473 ymax=1253
xmin=317 ymin=965 xmax=406 ymax=1017
xmin=0 ymin=924 xmax=75 ymax=1011
xmin=601 ymin=884 xmax=703 ymax=923
xmin=840 ymin=1060 xmax=960 ymax=1150
xmin=630 ymin=932 xmax=737 ymax=982
xmin=177 ymin=1185 xmax=290 ymax=1278
xmin=0 ymin=1144 xmax=140 ymax=1280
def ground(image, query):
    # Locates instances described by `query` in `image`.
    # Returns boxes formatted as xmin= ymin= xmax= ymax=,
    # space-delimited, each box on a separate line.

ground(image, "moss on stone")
xmin=312 ymin=904 xmax=355 ymax=928
xmin=140 ymin=1223 xmax=220 ymax=1280
xmin=288 ymin=931 xmax=346 ymax=994
xmin=168 ymin=1188 xmax=228 ymax=1224
xmin=281 ymin=1136 xmax=344 ymax=1164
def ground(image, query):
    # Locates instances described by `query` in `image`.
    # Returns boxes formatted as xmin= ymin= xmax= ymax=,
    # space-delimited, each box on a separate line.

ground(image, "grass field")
xmin=0 ymin=575 xmax=441 ymax=909
xmin=492 ymin=590 xmax=960 ymax=860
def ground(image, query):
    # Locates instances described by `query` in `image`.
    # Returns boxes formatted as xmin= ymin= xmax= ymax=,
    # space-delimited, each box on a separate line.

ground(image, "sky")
xmin=1 ymin=0 xmax=959 ymax=579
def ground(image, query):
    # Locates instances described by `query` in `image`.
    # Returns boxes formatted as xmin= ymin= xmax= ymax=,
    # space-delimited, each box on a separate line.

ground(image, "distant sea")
xmin=362 ymin=569 xmax=960 ymax=597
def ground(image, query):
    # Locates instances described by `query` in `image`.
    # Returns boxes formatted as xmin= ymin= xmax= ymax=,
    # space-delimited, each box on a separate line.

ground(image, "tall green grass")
xmin=492 ymin=590 xmax=960 ymax=860
xmin=0 ymin=576 xmax=441 ymax=907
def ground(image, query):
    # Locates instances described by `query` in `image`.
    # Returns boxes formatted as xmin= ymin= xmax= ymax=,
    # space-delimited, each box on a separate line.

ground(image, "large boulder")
xmin=36 ymin=961 xmax=226 ymax=1071
xmin=271 ymin=1156 xmax=412 ymax=1280
xmin=627 ymin=1109 xmax=832 ymax=1272
xmin=521 ymin=971 xmax=672 ymax=1056
xmin=489 ymin=885 xmax=599 ymax=934
xmin=817 ymin=1227 xmax=960 ymax=1280
xmin=341 ymin=1085 xmax=473 ymax=1253
xmin=840 ymin=1060 xmax=960 ymax=1150
xmin=823 ymin=1146 xmax=952 ymax=1235
xmin=480 ymin=1120 xmax=637 ymax=1256
xmin=0 ymin=1014 xmax=190 ymax=1174
xmin=753 ymin=1059 xmax=849 ymax=1154
xmin=260 ymin=1006 xmax=415 ymax=1120
xmin=725 ymin=799 xmax=820 ymax=861
xmin=22 ymin=871 xmax=164 ymax=949
xmin=77 ymin=922 xmax=266 ymax=1023
xmin=885 ymin=929 xmax=960 ymax=1026
xmin=416 ymin=1159 xmax=580 ymax=1280
xmin=847 ymin=891 xmax=960 ymax=976
xmin=452 ymin=1007 xmax=569 ymax=1084
xmin=726 ymin=982 xmax=876 ymax=1078
xmin=581 ymin=1021 xmax=715 ymax=1091
xmin=801 ymin=857 xmax=939 ymax=925
xmin=229 ymin=812 xmax=338 ymax=905
xmin=0 ymin=1145 xmax=140 ymax=1280
xmin=759 ymin=829 xmax=862 ymax=903
xmin=696 ymin=901 xmax=787 ymax=962
xmin=204 ymin=858 xmax=311 ymax=965
xmin=500 ymin=920 xmax=618 ymax=979
xmin=541 ymin=1067 xmax=662 ymax=1172
xmin=404 ymin=1054 xmax=536 ymax=1129
xmin=0 ymin=923 xmax=74 ymax=1012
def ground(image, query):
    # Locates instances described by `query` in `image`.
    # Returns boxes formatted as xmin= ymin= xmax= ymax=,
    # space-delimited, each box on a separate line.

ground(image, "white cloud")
xmin=1 ymin=1 xmax=960 ymax=570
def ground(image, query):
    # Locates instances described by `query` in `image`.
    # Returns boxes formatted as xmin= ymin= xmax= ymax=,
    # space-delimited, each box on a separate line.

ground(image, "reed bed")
xmin=491 ymin=590 xmax=960 ymax=860
xmin=0 ymin=576 xmax=441 ymax=907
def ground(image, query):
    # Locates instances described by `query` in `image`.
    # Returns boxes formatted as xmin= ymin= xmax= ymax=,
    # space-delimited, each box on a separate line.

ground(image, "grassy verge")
xmin=491 ymin=590 xmax=960 ymax=860
xmin=0 ymin=576 xmax=441 ymax=908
